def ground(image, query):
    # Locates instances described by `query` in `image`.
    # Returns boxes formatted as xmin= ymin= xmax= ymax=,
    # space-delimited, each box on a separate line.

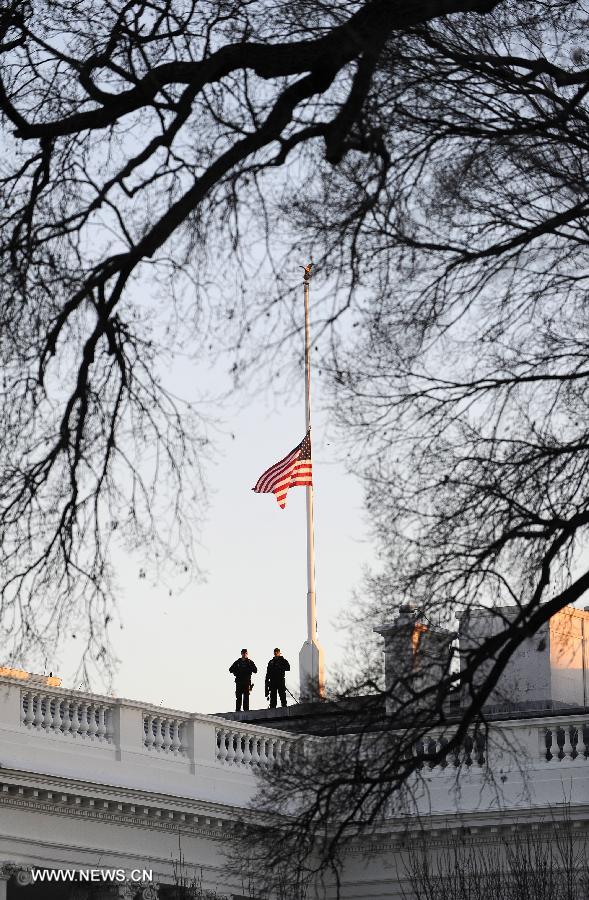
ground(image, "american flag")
xmin=253 ymin=431 xmax=313 ymax=509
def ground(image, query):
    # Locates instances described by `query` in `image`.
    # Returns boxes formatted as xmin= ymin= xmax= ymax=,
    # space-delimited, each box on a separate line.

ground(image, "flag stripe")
xmin=254 ymin=448 xmax=300 ymax=492
xmin=252 ymin=431 xmax=313 ymax=509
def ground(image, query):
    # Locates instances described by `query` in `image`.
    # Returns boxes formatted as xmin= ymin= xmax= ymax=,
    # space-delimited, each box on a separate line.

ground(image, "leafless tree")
xmin=2 ymin=0 xmax=589 ymax=878
xmin=404 ymin=816 xmax=589 ymax=900
xmin=286 ymin=0 xmax=589 ymax=881
xmin=2 ymin=0 xmax=553 ymax=672
xmin=2 ymin=0 xmax=531 ymax=673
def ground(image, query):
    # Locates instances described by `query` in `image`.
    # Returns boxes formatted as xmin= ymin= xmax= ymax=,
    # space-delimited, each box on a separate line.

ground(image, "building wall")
xmin=549 ymin=608 xmax=589 ymax=705
xmin=458 ymin=606 xmax=589 ymax=708
xmin=1 ymin=674 xmax=589 ymax=898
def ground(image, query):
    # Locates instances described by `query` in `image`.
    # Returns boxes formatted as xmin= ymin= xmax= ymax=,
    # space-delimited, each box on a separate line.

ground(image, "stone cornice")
xmin=345 ymin=803 xmax=589 ymax=853
xmin=0 ymin=767 xmax=259 ymax=838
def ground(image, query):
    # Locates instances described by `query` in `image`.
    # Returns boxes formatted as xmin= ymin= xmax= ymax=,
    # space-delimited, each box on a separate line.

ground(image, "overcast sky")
xmin=52 ymin=290 xmax=377 ymax=715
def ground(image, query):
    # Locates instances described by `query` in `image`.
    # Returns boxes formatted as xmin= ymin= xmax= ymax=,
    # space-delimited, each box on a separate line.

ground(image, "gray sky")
xmin=53 ymin=329 xmax=377 ymax=714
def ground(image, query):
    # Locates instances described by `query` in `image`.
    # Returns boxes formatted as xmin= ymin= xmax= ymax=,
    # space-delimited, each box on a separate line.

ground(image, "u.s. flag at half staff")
xmin=253 ymin=430 xmax=312 ymax=509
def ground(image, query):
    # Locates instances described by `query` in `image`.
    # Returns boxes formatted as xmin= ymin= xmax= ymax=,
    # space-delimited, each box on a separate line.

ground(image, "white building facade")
xmin=0 ymin=607 xmax=589 ymax=898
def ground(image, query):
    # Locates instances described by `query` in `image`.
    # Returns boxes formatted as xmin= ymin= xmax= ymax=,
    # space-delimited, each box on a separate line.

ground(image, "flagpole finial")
xmin=300 ymin=261 xmax=313 ymax=284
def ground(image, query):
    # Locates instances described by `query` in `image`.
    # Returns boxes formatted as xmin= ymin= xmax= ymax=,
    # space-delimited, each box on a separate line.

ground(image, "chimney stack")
xmin=374 ymin=605 xmax=454 ymax=716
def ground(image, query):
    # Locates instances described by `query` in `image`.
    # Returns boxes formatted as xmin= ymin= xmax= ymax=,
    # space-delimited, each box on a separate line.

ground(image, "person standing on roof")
xmin=265 ymin=648 xmax=290 ymax=709
xmin=229 ymin=649 xmax=257 ymax=712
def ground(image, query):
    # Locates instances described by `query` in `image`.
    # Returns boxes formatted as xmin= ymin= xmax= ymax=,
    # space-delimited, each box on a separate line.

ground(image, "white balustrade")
xmin=542 ymin=722 xmax=589 ymax=761
xmin=216 ymin=726 xmax=294 ymax=768
xmin=143 ymin=714 xmax=186 ymax=756
xmin=416 ymin=719 xmax=589 ymax=768
xmin=21 ymin=692 xmax=113 ymax=743
xmin=13 ymin=674 xmax=589 ymax=804
xmin=415 ymin=732 xmax=486 ymax=770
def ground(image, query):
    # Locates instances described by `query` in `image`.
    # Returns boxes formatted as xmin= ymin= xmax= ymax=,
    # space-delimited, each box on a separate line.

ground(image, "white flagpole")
xmin=299 ymin=263 xmax=325 ymax=701
xmin=304 ymin=265 xmax=316 ymax=642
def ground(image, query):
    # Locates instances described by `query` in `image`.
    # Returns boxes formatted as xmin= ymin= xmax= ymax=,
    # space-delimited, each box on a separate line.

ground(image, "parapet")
xmin=0 ymin=667 xmax=61 ymax=687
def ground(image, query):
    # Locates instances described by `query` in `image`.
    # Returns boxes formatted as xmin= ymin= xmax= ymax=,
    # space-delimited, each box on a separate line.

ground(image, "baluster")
xmin=421 ymin=735 xmax=430 ymax=763
xmin=70 ymin=702 xmax=80 ymax=737
xmin=474 ymin=733 xmax=486 ymax=766
xmin=104 ymin=708 xmax=113 ymax=742
xmin=234 ymin=733 xmax=244 ymax=765
xmin=20 ymin=692 xmax=26 ymax=726
xmin=415 ymin=737 xmax=425 ymax=768
xmin=23 ymin=692 xmax=34 ymax=727
xmin=215 ymin=729 xmax=223 ymax=761
xmin=225 ymin=731 xmax=236 ymax=765
xmin=464 ymin=734 xmax=473 ymax=766
xmin=543 ymin=728 xmax=553 ymax=761
xmin=51 ymin=697 xmax=61 ymax=732
xmin=33 ymin=695 xmax=43 ymax=729
xmin=219 ymin=728 xmax=229 ymax=763
xmin=451 ymin=741 xmax=461 ymax=767
xmin=78 ymin=702 xmax=89 ymax=738
xmin=170 ymin=721 xmax=181 ymax=754
xmin=242 ymin=735 xmax=252 ymax=766
xmin=570 ymin=724 xmax=579 ymax=760
xmin=62 ymin=701 xmax=72 ymax=735
xmin=144 ymin=716 xmax=154 ymax=749
xmin=425 ymin=736 xmax=437 ymax=769
xmin=87 ymin=705 xmax=97 ymax=739
xmin=437 ymin=736 xmax=448 ymax=768
xmin=250 ymin=737 xmax=260 ymax=767
xmin=558 ymin=726 xmax=574 ymax=761
xmin=562 ymin=725 xmax=575 ymax=760
xmin=96 ymin=706 xmax=106 ymax=741
xmin=42 ymin=695 xmax=52 ymax=730
xmin=582 ymin=724 xmax=589 ymax=759
xmin=162 ymin=720 xmax=172 ymax=752
xmin=276 ymin=739 xmax=285 ymax=765
xmin=153 ymin=717 xmax=163 ymax=750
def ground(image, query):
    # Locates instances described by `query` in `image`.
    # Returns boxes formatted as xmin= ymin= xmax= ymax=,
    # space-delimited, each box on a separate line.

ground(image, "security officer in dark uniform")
xmin=229 ymin=649 xmax=257 ymax=711
xmin=265 ymin=648 xmax=290 ymax=708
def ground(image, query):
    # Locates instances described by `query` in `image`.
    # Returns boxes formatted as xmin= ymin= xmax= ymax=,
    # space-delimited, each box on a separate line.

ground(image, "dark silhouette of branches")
xmin=2 ymin=1 xmax=589 ymax=878
xmin=1 ymin=0 xmax=534 ymax=669
xmin=221 ymin=1 xmax=589 ymax=889
xmin=405 ymin=814 xmax=589 ymax=900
